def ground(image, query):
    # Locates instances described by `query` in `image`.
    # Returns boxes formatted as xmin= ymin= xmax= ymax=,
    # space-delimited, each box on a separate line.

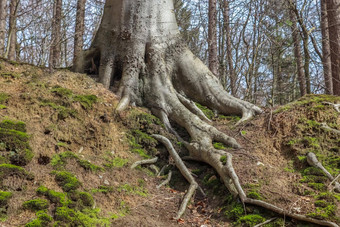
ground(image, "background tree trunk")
xmin=5 ymin=0 xmax=18 ymax=61
xmin=321 ymin=0 xmax=333 ymax=94
xmin=49 ymin=0 xmax=62 ymax=70
xmin=73 ymin=0 xmax=86 ymax=70
xmin=289 ymin=6 xmax=307 ymax=97
xmin=0 ymin=0 xmax=7 ymax=57
xmin=326 ymin=0 xmax=340 ymax=95
xmin=208 ymin=0 xmax=219 ymax=77
xmin=223 ymin=0 xmax=237 ymax=97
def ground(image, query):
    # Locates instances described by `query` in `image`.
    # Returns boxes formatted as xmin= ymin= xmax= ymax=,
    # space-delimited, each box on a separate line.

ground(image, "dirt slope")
xmin=0 ymin=59 xmax=339 ymax=227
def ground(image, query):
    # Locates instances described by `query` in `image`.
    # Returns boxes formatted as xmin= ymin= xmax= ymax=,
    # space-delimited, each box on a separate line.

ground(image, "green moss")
xmin=195 ymin=103 xmax=214 ymax=119
xmin=54 ymin=171 xmax=81 ymax=192
xmin=0 ymin=72 xmax=21 ymax=79
xmin=51 ymin=151 xmax=103 ymax=172
xmin=300 ymin=175 xmax=327 ymax=183
xmin=0 ymin=93 xmax=9 ymax=104
xmin=0 ymin=105 xmax=6 ymax=109
xmin=247 ymin=190 xmax=263 ymax=200
xmin=50 ymin=86 xmax=73 ymax=98
xmin=225 ymin=203 xmax=244 ymax=220
xmin=55 ymin=207 xmax=110 ymax=226
xmin=37 ymin=186 xmax=69 ymax=206
xmin=0 ymin=164 xmax=33 ymax=180
xmin=314 ymin=200 xmax=328 ymax=208
xmin=68 ymin=191 xmax=94 ymax=209
xmin=25 ymin=211 xmax=53 ymax=227
xmin=23 ymin=199 xmax=49 ymax=211
xmin=0 ymin=119 xmax=33 ymax=166
xmin=303 ymin=167 xmax=325 ymax=176
xmin=104 ymin=157 xmax=129 ymax=168
xmin=220 ymin=156 xmax=227 ymax=165
xmin=56 ymin=142 xmax=68 ymax=148
xmin=74 ymin=95 xmax=98 ymax=109
xmin=40 ymin=100 xmax=77 ymax=120
xmin=307 ymin=205 xmax=336 ymax=220
xmin=213 ymin=142 xmax=227 ymax=150
xmin=91 ymin=186 xmax=114 ymax=194
xmin=0 ymin=191 xmax=12 ymax=206
xmin=111 ymin=201 xmax=130 ymax=220
xmin=308 ymin=183 xmax=326 ymax=191
xmin=236 ymin=214 xmax=265 ymax=226
xmin=117 ymin=184 xmax=148 ymax=197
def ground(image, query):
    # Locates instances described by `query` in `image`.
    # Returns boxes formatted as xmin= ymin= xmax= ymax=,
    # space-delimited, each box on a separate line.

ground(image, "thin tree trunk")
xmin=208 ymin=0 xmax=219 ymax=77
xmin=0 ymin=0 xmax=7 ymax=56
xmin=326 ymin=0 xmax=340 ymax=95
xmin=6 ymin=0 xmax=18 ymax=61
xmin=223 ymin=0 xmax=237 ymax=97
xmin=49 ymin=0 xmax=62 ymax=70
xmin=289 ymin=7 xmax=307 ymax=96
xmin=321 ymin=0 xmax=333 ymax=94
xmin=73 ymin=0 xmax=86 ymax=70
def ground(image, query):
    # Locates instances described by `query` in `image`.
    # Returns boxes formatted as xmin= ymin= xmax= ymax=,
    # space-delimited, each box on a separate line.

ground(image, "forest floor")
xmin=0 ymin=59 xmax=339 ymax=227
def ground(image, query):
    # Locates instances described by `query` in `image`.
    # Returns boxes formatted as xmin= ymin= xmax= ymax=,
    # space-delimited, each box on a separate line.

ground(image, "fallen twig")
xmin=254 ymin=217 xmax=278 ymax=227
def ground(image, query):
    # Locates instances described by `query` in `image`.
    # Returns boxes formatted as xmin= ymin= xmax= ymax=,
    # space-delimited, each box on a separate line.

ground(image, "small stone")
xmin=257 ymin=161 xmax=265 ymax=166
xmin=99 ymin=175 xmax=103 ymax=179
xmin=78 ymin=147 xmax=84 ymax=153
xmin=104 ymin=180 xmax=110 ymax=185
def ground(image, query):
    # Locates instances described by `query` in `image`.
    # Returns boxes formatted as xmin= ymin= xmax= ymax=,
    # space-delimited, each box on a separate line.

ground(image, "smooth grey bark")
xmin=0 ymin=0 xmax=7 ymax=56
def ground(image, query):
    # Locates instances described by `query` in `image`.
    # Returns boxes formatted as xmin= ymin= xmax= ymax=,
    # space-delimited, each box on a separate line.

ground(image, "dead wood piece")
xmin=131 ymin=157 xmax=158 ymax=169
xmin=323 ymin=102 xmax=340 ymax=113
xmin=321 ymin=122 xmax=340 ymax=135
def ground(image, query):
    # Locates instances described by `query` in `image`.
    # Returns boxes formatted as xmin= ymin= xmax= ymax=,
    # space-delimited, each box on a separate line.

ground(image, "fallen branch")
xmin=152 ymin=134 xmax=201 ymax=219
xmin=157 ymin=170 xmax=172 ymax=189
xmin=131 ymin=157 xmax=158 ymax=169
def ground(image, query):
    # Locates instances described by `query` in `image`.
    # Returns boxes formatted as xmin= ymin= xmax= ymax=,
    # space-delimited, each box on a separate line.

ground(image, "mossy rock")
xmin=23 ymin=199 xmax=49 ymax=211
xmin=54 ymin=171 xmax=81 ymax=192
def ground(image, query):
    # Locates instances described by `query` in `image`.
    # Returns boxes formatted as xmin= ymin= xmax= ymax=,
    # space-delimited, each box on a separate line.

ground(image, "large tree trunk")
xmin=0 ymin=0 xmax=7 ymax=56
xmin=321 ymin=0 xmax=333 ymax=95
xmin=326 ymin=0 xmax=340 ymax=96
xmin=73 ymin=0 xmax=86 ymax=70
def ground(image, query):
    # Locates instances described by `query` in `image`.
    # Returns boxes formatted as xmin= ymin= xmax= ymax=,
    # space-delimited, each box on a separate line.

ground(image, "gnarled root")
xmin=131 ymin=157 xmax=158 ymax=169
xmin=323 ymin=102 xmax=340 ymax=113
xmin=321 ymin=122 xmax=340 ymax=135
xmin=152 ymin=134 xmax=203 ymax=219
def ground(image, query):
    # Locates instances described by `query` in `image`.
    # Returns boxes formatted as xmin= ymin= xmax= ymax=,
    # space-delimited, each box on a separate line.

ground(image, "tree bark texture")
xmin=326 ymin=0 xmax=340 ymax=95
xmin=73 ymin=0 xmax=86 ymax=69
xmin=321 ymin=0 xmax=333 ymax=95
xmin=208 ymin=0 xmax=219 ymax=77
xmin=0 ymin=0 xmax=7 ymax=56
xmin=6 ymin=0 xmax=18 ymax=61
xmin=222 ymin=0 xmax=237 ymax=97
xmin=289 ymin=7 xmax=307 ymax=97
xmin=75 ymin=0 xmax=265 ymax=217
xmin=49 ymin=0 xmax=62 ymax=69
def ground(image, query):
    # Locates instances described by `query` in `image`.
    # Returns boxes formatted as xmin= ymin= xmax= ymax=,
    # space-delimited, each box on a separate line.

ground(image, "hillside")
xmin=0 ymin=59 xmax=339 ymax=227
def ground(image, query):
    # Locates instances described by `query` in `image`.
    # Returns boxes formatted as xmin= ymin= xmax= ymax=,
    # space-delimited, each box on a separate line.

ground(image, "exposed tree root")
xmin=152 ymin=134 xmax=203 ymax=219
xmin=306 ymin=152 xmax=340 ymax=193
xmin=323 ymin=102 xmax=340 ymax=112
xmin=130 ymin=157 xmax=158 ymax=169
xmin=321 ymin=122 xmax=340 ymax=135
xmin=254 ymin=217 xmax=277 ymax=227
xmin=157 ymin=170 xmax=172 ymax=189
